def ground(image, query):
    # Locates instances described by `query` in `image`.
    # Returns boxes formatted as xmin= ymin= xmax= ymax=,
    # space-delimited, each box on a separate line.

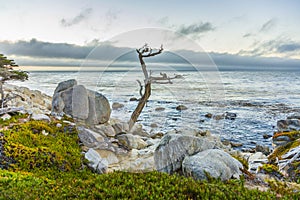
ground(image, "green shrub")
xmin=1 ymin=117 xmax=300 ymax=199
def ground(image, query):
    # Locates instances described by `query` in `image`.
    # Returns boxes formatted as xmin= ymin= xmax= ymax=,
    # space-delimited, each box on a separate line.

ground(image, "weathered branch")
xmin=136 ymin=80 xmax=143 ymax=97
xmin=0 ymin=106 xmax=24 ymax=115
xmin=129 ymin=44 xmax=181 ymax=130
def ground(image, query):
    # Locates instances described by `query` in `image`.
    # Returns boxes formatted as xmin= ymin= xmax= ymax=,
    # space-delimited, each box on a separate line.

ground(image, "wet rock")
xmin=150 ymin=123 xmax=158 ymax=128
xmin=287 ymin=115 xmax=300 ymax=120
xmin=155 ymin=107 xmax=165 ymax=111
xmin=150 ymin=132 xmax=164 ymax=139
xmin=222 ymin=140 xmax=231 ymax=146
xmin=272 ymin=135 xmax=291 ymax=146
xmin=277 ymin=119 xmax=300 ymax=132
xmin=230 ymin=142 xmax=243 ymax=148
xmin=213 ymin=114 xmax=224 ymax=120
xmin=263 ymin=134 xmax=272 ymax=139
xmin=129 ymin=97 xmax=138 ymax=101
xmin=112 ymin=102 xmax=124 ymax=110
xmin=255 ymin=144 xmax=270 ymax=156
xmin=176 ymin=105 xmax=188 ymax=111
xmin=205 ymin=113 xmax=213 ymax=118
xmin=182 ymin=149 xmax=243 ymax=181
xmin=225 ymin=112 xmax=237 ymax=120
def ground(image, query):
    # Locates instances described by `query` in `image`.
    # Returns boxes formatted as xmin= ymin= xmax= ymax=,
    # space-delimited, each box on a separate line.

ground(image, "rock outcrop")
xmin=4 ymin=84 xmax=52 ymax=114
xmin=51 ymin=79 xmax=111 ymax=125
xmin=182 ymin=149 xmax=243 ymax=181
xmin=154 ymin=133 xmax=224 ymax=174
xmin=277 ymin=116 xmax=300 ymax=132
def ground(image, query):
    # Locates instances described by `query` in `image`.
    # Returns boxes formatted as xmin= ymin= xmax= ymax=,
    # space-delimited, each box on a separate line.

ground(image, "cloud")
xmin=277 ymin=43 xmax=300 ymax=52
xmin=0 ymin=38 xmax=94 ymax=59
xmin=177 ymin=22 xmax=215 ymax=35
xmin=242 ymin=18 xmax=277 ymax=39
xmin=157 ymin=18 xmax=214 ymax=36
xmin=1 ymin=39 xmax=300 ymax=71
xmin=105 ymin=9 xmax=120 ymax=26
xmin=61 ymin=8 xmax=92 ymax=27
xmin=243 ymin=33 xmax=254 ymax=38
xmin=238 ymin=38 xmax=300 ymax=58
xmin=259 ymin=18 xmax=277 ymax=32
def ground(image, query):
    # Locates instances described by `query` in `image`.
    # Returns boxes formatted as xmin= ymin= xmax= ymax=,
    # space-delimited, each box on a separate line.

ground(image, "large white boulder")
xmin=182 ymin=149 xmax=243 ymax=181
xmin=154 ymin=134 xmax=220 ymax=174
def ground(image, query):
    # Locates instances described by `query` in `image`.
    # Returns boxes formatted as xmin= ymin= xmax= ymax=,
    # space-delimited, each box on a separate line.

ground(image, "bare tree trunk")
xmin=129 ymin=82 xmax=151 ymax=129
xmin=128 ymin=44 xmax=164 ymax=130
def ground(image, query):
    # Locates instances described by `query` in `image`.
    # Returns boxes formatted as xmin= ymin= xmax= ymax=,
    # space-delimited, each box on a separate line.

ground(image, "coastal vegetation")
xmin=0 ymin=54 xmax=28 ymax=108
xmin=0 ymin=113 xmax=299 ymax=199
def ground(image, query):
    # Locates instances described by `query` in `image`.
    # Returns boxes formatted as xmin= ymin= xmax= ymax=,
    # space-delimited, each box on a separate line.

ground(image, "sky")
xmin=1 ymin=0 xmax=300 ymax=70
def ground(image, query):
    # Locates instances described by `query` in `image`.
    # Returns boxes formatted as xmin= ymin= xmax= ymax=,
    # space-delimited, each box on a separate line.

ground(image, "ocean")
xmin=10 ymin=70 xmax=300 ymax=151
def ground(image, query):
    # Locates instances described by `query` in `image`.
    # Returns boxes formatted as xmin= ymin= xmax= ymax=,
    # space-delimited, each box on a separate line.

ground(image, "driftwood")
xmin=0 ymin=106 xmax=24 ymax=115
xmin=128 ymin=44 xmax=181 ymax=129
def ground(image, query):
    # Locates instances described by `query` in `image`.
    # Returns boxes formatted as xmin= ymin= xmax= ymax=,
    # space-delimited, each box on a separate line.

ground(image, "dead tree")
xmin=128 ymin=44 xmax=180 ymax=129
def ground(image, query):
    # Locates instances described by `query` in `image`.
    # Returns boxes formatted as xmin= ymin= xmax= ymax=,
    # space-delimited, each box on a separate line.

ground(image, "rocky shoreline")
xmin=2 ymin=80 xmax=300 ymax=192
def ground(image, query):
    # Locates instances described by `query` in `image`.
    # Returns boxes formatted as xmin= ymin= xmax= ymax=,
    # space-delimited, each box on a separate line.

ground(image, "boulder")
xmin=277 ymin=119 xmax=300 ymax=132
xmin=154 ymin=134 xmax=219 ymax=174
xmin=4 ymin=84 xmax=52 ymax=114
xmin=72 ymin=85 xmax=89 ymax=120
xmin=57 ymin=87 xmax=74 ymax=115
xmin=78 ymin=126 xmax=127 ymax=155
xmin=155 ymin=107 xmax=165 ymax=111
xmin=176 ymin=105 xmax=188 ymax=111
xmin=182 ymin=149 xmax=243 ymax=181
xmin=1 ymin=113 xmax=11 ymax=121
xmin=31 ymin=113 xmax=50 ymax=122
xmin=225 ymin=112 xmax=237 ymax=120
xmin=116 ymin=134 xmax=148 ymax=150
xmin=248 ymin=152 xmax=268 ymax=173
xmin=85 ymin=90 xmax=111 ymax=125
xmin=129 ymin=97 xmax=138 ymax=101
xmin=112 ymin=122 xmax=129 ymax=134
xmin=51 ymin=80 xmax=111 ymax=125
xmin=94 ymin=124 xmax=116 ymax=137
xmin=118 ymin=148 xmax=155 ymax=172
xmin=54 ymin=79 xmax=77 ymax=93
xmin=205 ymin=113 xmax=213 ymax=118
xmin=85 ymin=148 xmax=108 ymax=174
xmin=129 ymin=123 xmax=150 ymax=137
xmin=255 ymin=144 xmax=270 ymax=155
xmin=112 ymin=102 xmax=124 ymax=110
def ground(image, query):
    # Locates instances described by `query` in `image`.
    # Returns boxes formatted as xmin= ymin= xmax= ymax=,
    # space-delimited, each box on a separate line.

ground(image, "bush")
xmin=0 ymin=115 xmax=300 ymax=199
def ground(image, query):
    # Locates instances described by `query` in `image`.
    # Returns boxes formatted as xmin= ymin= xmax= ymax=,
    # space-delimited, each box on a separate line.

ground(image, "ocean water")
xmin=10 ymin=70 xmax=300 ymax=150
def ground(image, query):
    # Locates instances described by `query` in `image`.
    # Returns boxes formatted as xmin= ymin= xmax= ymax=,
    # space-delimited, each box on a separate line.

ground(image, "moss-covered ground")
xmin=0 ymin=113 xmax=300 ymax=199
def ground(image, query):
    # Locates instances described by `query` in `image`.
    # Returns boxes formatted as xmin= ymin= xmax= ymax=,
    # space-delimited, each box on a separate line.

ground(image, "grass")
xmin=0 ymin=113 xmax=300 ymax=199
